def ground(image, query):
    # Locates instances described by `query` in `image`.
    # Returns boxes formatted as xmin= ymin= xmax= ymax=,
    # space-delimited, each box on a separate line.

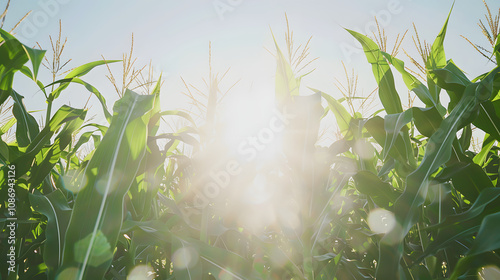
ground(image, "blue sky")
xmin=3 ymin=0 xmax=498 ymax=138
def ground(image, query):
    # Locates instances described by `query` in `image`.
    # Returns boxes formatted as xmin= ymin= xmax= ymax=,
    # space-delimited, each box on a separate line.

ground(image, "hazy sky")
xmin=3 ymin=0 xmax=498 ymax=136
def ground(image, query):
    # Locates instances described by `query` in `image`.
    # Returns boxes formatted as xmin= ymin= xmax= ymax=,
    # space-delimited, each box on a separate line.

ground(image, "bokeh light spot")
xmin=172 ymin=247 xmax=199 ymax=270
xmin=127 ymin=264 xmax=154 ymax=280
xmin=368 ymin=208 xmax=396 ymax=234
xmin=56 ymin=267 xmax=80 ymax=280
xmin=479 ymin=265 xmax=500 ymax=279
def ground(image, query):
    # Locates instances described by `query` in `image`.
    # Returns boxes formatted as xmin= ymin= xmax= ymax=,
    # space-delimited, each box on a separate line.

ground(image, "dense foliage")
xmin=1 ymin=3 xmax=500 ymax=280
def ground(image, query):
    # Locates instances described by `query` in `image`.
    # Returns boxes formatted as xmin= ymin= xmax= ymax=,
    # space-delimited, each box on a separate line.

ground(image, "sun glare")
xmin=212 ymin=88 xmax=300 ymax=234
xmin=219 ymin=90 xmax=283 ymax=161
xmin=367 ymin=208 xmax=396 ymax=234
xmin=244 ymin=174 xmax=274 ymax=205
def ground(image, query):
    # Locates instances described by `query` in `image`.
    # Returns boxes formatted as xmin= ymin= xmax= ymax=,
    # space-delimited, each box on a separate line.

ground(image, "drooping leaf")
xmin=22 ymin=43 xmax=46 ymax=81
xmin=0 ymin=29 xmax=45 ymax=105
xmin=161 ymin=110 xmax=197 ymax=128
xmin=314 ymin=89 xmax=352 ymax=137
xmin=46 ymin=77 xmax=112 ymax=122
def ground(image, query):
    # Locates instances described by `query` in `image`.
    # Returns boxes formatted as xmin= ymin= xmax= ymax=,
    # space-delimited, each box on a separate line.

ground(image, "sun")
xmin=218 ymin=88 xmax=285 ymax=162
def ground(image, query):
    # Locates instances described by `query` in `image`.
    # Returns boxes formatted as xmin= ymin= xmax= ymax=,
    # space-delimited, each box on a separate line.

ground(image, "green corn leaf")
xmin=314 ymin=89 xmax=352 ymax=137
xmin=346 ymin=29 xmax=403 ymax=114
xmin=426 ymin=4 xmax=452 ymax=80
xmin=431 ymin=187 xmax=500 ymax=231
xmin=64 ymin=78 xmax=111 ymax=122
xmin=73 ymin=231 xmax=114 ymax=267
xmin=364 ymin=116 xmax=411 ymax=172
xmin=418 ymin=182 xmax=500 ymax=263
xmin=494 ymin=33 xmax=500 ymax=65
xmin=0 ymin=116 xmax=16 ymax=137
xmin=435 ymin=162 xmax=494 ymax=202
xmin=67 ymin=60 xmax=121 ymax=78
xmin=467 ymin=212 xmax=500 ymax=256
xmin=382 ymin=109 xmax=413 ymax=161
xmin=0 ymin=138 xmax=9 ymax=163
xmin=161 ymin=110 xmax=198 ymax=128
xmin=430 ymin=59 xmax=471 ymax=93
xmin=424 ymin=4 xmax=454 ymax=108
xmin=429 ymin=60 xmax=473 ymax=113
xmin=122 ymin=219 xmax=257 ymax=279
xmin=29 ymin=109 xmax=86 ymax=188
xmin=195 ymin=237 xmax=259 ymax=280
xmin=450 ymin=252 xmax=500 ymax=280
xmin=58 ymin=89 xmax=154 ymax=280
xmin=65 ymin=124 xmax=108 ymax=165
xmin=412 ymin=107 xmax=443 ymax=137
xmin=474 ymin=100 xmax=500 ymax=141
xmin=48 ymin=60 xmax=120 ymax=105
xmin=2 ymin=105 xmax=86 ymax=185
xmin=410 ymin=265 xmax=433 ymax=280
xmin=473 ymin=134 xmax=495 ymax=166
xmin=11 ymin=90 xmax=39 ymax=147
xmin=129 ymin=77 xmax=166 ymax=219
xmin=80 ymin=123 xmax=108 ymax=135
xmin=66 ymin=131 xmax=93 ymax=159
xmin=353 ymin=171 xmax=399 ymax=209
xmin=0 ymin=29 xmax=45 ymax=105
xmin=459 ymin=124 xmax=473 ymax=150
xmin=28 ymin=189 xmax=72 ymax=279
xmin=382 ymin=51 xmax=438 ymax=108
xmin=147 ymin=75 xmax=163 ymax=136
xmin=46 ymin=77 xmax=112 ymax=122
xmin=0 ymin=28 xmax=29 ymax=79
xmin=153 ymin=131 xmax=200 ymax=146
xmin=22 ymin=43 xmax=46 ymax=81
xmin=62 ymin=123 xmax=108 ymax=169
xmin=376 ymin=79 xmax=486 ymax=278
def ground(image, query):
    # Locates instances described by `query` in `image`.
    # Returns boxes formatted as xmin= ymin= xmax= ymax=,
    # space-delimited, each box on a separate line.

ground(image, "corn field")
xmin=1 ymin=1 xmax=500 ymax=280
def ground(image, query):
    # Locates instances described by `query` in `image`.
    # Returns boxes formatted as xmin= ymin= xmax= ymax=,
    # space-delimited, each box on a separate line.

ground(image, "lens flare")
xmin=353 ymin=139 xmax=375 ymax=160
xmin=220 ymin=92 xmax=275 ymax=153
xmin=244 ymin=174 xmax=273 ymax=204
xmin=479 ymin=265 xmax=500 ymax=280
xmin=172 ymin=247 xmax=199 ymax=270
xmin=127 ymin=265 xmax=155 ymax=280
xmin=367 ymin=208 xmax=396 ymax=234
